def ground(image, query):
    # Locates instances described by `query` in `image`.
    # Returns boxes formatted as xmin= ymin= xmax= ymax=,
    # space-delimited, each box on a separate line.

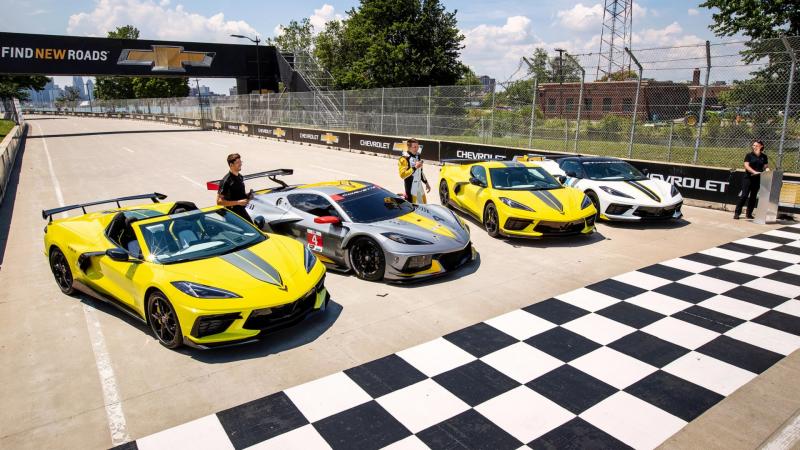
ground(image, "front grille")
xmin=605 ymin=204 xmax=633 ymax=215
xmin=504 ymin=218 xmax=532 ymax=231
xmin=533 ymin=219 xmax=586 ymax=235
xmin=634 ymin=203 xmax=682 ymax=219
xmin=242 ymin=276 xmax=325 ymax=331
xmin=436 ymin=243 xmax=472 ymax=271
xmin=191 ymin=313 xmax=242 ymax=338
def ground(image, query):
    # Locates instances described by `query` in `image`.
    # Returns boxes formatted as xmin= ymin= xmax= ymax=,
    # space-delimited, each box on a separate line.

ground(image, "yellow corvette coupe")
xmin=42 ymin=193 xmax=328 ymax=349
xmin=439 ymin=160 xmax=597 ymax=238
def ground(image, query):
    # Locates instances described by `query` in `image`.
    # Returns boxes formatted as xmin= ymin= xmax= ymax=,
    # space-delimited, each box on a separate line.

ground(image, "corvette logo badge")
xmin=117 ymin=45 xmax=215 ymax=72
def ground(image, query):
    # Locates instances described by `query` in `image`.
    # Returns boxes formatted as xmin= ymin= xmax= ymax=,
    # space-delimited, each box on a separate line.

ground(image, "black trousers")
xmin=735 ymin=175 xmax=760 ymax=216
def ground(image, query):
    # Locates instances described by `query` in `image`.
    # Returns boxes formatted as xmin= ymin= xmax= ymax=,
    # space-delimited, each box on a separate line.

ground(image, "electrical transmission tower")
xmin=596 ymin=0 xmax=633 ymax=80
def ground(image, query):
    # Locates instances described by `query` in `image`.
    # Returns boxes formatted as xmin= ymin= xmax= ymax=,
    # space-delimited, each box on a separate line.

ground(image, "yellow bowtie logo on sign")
xmin=239 ymin=124 xmax=249 ymax=133
xmin=274 ymin=128 xmax=286 ymax=138
xmin=117 ymin=46 xmax=215 ymax=72
xmin=321 ymin=133 xmax=338 ymax=144
xmin=213 ymin=122 xmax=222 ymax=129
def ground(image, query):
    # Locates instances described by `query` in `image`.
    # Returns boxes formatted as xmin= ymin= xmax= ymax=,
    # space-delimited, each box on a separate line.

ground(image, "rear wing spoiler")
xmin=206 ymin=169 xmax=294 ymax=191
xmin=42 ymin=192 xmax=167 ymax=221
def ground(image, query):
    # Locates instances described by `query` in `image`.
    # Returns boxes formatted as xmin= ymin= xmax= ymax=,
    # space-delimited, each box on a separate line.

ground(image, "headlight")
xmin=171 ymin=281 xmax=240 ymax=298
xmin=304 ymin=247 xmax=317 ymax=273
xmin=671 ymin=184 xmax=680 ymax=197
xmin=382 ymin=232 xmax=433 ymax=245
xmin=500 ymin=197 xmax=534 ymax=211
xmin=599 ymin=186 xmax=634 ymax=199
xmin=581 ymin=195 xmax=593 ymax=209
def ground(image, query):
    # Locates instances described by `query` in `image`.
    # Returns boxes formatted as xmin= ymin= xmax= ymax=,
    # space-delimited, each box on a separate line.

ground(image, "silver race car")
xmin=210 ymin=170 xmax=476 ymax=282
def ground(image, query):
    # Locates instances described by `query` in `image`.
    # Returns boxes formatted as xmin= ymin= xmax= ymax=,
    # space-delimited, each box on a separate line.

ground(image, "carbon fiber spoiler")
xmin=42 ymin=192 xmax=167 ymax=221
xmin=206 ymin=168 xmax=294 ymax=190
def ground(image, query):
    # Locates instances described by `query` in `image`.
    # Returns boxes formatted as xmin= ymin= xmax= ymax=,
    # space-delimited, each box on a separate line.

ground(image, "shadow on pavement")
xmin=601 ymin=217 xmax=691 ymax=231
xmin=27 ymin=129 xmax=201 ymax=139
xmin=0 ymin=130 xmax=26 ymax=269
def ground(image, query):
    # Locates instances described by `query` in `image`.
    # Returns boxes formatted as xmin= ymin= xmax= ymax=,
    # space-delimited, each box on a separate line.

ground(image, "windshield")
xmin=582 ymin=161 xmax=646 ymax=181
xmin=490 ymin=167 xmax=562 ymax=190
xmin=138 ymin=209 xmax=265 ymax=264
xmin=334 ymin=185 xmax=414 ymax=223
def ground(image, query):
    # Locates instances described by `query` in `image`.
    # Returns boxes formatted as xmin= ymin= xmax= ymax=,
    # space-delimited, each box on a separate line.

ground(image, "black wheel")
xmin=147 ymin=291 xmax=183 ymax=349
xmin=587 ymin=191 xmax=601 ymax=221
xmin=483 ymin=202 xmax=500 ymax=238
xmin=439 ymin=180 xmax=452 ymax=209
xmin=49 ymin=247 xmax=74 ymax=295
xmin=348 ymin=237 xmax=386 ymax=281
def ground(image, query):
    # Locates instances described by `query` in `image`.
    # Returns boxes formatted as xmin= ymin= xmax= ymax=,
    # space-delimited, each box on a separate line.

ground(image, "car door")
xmin=462 ymin=165 xmax=490 ymax=217
xmin=92 ymin=218 xmax=150 ymax=311
xmin=285 ymin=193 xmax=349 ymax=264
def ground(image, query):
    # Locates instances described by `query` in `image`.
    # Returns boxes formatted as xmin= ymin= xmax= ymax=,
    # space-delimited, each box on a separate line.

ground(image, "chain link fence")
xmin=26 ymin=36 xmax=800 ymax=171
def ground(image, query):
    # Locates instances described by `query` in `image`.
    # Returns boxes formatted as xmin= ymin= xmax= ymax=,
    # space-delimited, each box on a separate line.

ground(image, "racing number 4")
xmin=307 ymin=229 xmax=324 ymax=252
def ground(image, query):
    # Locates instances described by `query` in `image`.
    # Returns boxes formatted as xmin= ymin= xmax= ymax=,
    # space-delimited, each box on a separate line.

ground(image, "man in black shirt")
xmin=217 ymin=153 xmax=253 ymax=222
xmin=734 ymin=140 xmax=769 ymax=220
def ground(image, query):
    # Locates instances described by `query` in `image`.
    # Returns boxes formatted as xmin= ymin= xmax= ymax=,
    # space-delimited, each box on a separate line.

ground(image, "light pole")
xmin=231 ymin=34 xmax=262 ymax=94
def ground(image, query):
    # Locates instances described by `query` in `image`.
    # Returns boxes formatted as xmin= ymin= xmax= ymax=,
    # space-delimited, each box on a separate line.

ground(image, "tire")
xmin=147 ymin=291 xmax=183 ymax=349
xmin=49 ymin=247 xmax=75 ymax=295
xmin=483 ymin=202 xmax=500 ymax=238
xmin=586 ymin=191 xmax=601 ymax=221
xmin=439 ymin=179 xmax=452 ymax=209
xmin=348 ymin=237 xmax=386 ymax=281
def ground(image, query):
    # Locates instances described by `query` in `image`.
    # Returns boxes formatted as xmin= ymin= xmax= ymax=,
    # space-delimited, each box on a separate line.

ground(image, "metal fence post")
xmin=342 ymin=91 xmax=346 ymax=130
xmin=567 ymin=53 xmax=585 ymax=153
xmin=490 ymin=84 xmax=496 ymax=144
xmin=380 ymin=87 xmax=385 ymax=134
xmin=625 ymin=47 xmax=643 ymax=158
xmin=427 ymin=85 xmax=432 ymax=137
xmin=779 ymin=35 xmax=797 ymax=169
xmin=693 ymin=41 xmax=711 ymax=164
xmin=267 ymin=93 xmax=271 ymax=124
xmin=667 ymin=121 xmax=674 ymax=161
xmin=529 ymin=76 xmax=538 ymax=148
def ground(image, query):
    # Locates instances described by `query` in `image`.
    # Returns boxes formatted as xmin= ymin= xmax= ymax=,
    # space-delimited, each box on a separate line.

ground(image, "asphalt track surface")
xmin=1 ymin=116 xmax=798 ymax=449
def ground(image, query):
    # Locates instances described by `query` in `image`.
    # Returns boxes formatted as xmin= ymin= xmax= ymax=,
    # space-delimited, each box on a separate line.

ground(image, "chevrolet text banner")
xmin=252 ymin=124 xmax=293 ymax=140
xmin=438 ymin=141 xmax=569 ymax=162
xmin=349 ymin=133 xmax=440 ymax=160
xmin=0 ymin=31 xmax=278 ymax=78
xmin=291 ymin=128 xmax=349 ymax=149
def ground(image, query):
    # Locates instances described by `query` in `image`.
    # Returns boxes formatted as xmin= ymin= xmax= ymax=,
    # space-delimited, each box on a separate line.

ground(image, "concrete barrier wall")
xmin=0 ymin=123 xmax=27 ymax=207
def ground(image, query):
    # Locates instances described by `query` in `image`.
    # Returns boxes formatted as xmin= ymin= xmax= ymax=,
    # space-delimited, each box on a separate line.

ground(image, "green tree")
xmin=0 ymin=75 xmax=49 ymax=100
xmin=270 ymin=18 xmax=315 ymax=53
xmin=456 ymin=67 xmax=481 ymax=86
xmin=60 ymin=86 xmax=81 ymax=103
xmin=523 ymin=48 xmax=582 ymax=82
xmin=313 ymin=0 xmax=466 ymax=89
xmin=95 ymin=25 xmax=189 ymax=100
xmin=597 ymin=70 xmax=638 ymax=82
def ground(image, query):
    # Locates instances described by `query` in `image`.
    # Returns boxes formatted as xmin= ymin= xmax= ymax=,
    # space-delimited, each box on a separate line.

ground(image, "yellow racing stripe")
xmin=397 ymin=213 xmax=456 ymax=238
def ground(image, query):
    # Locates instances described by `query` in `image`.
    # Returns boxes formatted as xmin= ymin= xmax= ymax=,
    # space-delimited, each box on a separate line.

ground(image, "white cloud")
xmin=67 ymin=0 xmax=260 ymax=43
xmin=556 ymin=3 xmax=603 ymax=31
xmin=688 ymin=8 xmax=699 ymax=16
xmin=309 ymin=4 xmax=342 ymax=31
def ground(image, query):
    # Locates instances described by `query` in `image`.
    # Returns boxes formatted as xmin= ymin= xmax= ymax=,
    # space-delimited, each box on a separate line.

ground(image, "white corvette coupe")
xmin=543 ymin=156 xmax=683 ymax=221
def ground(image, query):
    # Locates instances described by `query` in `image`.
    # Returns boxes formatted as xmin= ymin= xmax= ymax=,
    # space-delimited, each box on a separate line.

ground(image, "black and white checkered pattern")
xmin=117 ymin=227 xmax=800 ymax=450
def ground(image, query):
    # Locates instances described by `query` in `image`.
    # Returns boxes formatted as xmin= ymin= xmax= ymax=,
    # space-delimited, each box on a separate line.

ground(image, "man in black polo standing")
xmin=217 ymin=153 xmax=253 ymax=222
xmin=734 ymin=140 xmax=769 ymax=220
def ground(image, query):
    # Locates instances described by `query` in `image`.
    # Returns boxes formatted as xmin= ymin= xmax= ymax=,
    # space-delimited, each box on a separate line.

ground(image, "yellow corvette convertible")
xmin=42 ymin=193 xmax=328 ymax=349
xmin=439 ymin=160 xmax=597 ymax=238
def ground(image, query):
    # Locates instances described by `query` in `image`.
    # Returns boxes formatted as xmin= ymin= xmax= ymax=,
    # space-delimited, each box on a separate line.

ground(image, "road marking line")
xmin=180 ymin=175 xmax=204 ymax=189
xmin=122 ymin=147 xmax=134 ymax=153
xmin=310 ymin=165 xmax=357 ymax=177
xmin=37 ymin=122 xmax=131 ymax=446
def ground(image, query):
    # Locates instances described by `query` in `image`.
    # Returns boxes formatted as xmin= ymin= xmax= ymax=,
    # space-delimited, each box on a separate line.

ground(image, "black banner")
xmin=0 ymin=31 xmax=280 ymax=80
xmin=252 ymin=124 xmax=293 ymax=140
xmin=630 ymin=160 xmax=742 ymax=204
xmin=291 ymin=128 xmax=349 ymax=149
xmin=349 ymin=133 xmax=439 ymax=160
xmin=439 ymin=141 xmax=569 ymax=162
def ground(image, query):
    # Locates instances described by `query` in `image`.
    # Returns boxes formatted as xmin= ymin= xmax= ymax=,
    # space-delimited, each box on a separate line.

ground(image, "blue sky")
xmin=1 ymin=0 xmax=728 ymax=94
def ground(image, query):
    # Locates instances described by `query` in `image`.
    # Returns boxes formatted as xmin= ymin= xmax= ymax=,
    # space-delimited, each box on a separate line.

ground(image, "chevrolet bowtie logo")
xmin=321 ymin=133 xmax=338 ymax=144
xmin=239 ymin=124 xmax=249 ymax=133
xmin=274 ymin=128 xmax=286 ymax=138
xmin=117 ymin=45 xmax=215 ymax=72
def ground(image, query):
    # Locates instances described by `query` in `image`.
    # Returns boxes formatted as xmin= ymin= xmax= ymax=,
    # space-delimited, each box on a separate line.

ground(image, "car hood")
xmin=497 ymin=187 xmax=592 ymax=218
xmin=366 ymin=205 xmax=470 ymax=247
xmin=596 ymin=178 xmax=680 ymax=204
xmin=157 ymin=235 xmax=311 ymax=294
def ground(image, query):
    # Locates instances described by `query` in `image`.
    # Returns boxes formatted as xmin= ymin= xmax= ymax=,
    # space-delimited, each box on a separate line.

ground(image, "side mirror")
xmin=469 ymin=177 xmax=485 ymax=188
xmin=314 ymin=216 xmax=341 ymax=225
xmin=106 ymin=248 xmax=130 ymax=262
xmin=556 ymin=175 xmax=567 ymax=184
xmin=254 ymin=215 xmax=266 ymax=230
xmin=565 ymin=171 xmax=578 ymax=178
xmin=641 ymin=168 xmax=650 ymax=176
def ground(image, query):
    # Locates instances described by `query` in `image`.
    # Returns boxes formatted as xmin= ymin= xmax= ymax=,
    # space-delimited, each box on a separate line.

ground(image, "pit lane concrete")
xmin=0 ymin=115 xmax=797 ymax=449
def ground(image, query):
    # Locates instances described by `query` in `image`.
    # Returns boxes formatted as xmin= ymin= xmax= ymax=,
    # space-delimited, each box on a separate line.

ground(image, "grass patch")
xmin=0 ymin=120 xmax=15 ymax=140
